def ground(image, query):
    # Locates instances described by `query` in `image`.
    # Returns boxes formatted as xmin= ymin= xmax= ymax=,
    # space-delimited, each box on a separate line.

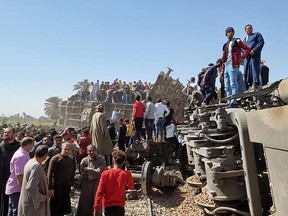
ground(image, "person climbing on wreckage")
xmin=201 ymin=59 xmax=223 ymax=106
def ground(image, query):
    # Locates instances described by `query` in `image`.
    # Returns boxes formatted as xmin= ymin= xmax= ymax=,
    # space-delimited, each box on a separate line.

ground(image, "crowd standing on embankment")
xmin=0 ymin=24 xmax=270 ymax=216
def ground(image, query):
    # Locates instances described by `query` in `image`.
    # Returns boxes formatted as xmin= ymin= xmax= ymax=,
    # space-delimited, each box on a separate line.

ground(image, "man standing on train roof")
xmin=243 ymin=24 xmax=265 ymax=90
xmin=221 ymin=27 xmax=250 ymax=107
xmin=243 ymin=24 xmax=265 ymax=89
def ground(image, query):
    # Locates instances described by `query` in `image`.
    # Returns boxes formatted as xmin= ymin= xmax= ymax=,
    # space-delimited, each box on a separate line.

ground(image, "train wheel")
xmin=141 ymin=161 xmax=153 ymax=196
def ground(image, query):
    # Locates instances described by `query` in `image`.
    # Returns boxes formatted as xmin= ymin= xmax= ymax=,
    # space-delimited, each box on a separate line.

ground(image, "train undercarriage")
xmin=177 ymin=78 xmax=288 ymax=216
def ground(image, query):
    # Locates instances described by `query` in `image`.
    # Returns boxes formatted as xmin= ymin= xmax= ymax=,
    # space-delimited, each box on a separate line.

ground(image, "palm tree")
xmin=73 ymin=79 xmax=90 ymax=92
xmin=44 ymin=96 xmax=62 ymax=120
xmin=22 ymin=112 xmax=27 ymax=122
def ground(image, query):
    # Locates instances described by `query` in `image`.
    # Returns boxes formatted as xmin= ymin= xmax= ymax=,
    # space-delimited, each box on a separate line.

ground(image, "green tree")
xmin=73 ymin=79 xmax=90 ymax=93
xmin=22 ymin=112 xmax=27 ymax=122
xmin=44 ymin=96 xmax=62 ymax=120
xmin=16 ymin=113 xmax=21 ymax=122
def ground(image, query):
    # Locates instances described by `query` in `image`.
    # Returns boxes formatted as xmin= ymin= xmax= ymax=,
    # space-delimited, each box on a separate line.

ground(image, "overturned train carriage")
xmin=149 ymin=68 xmax=187 ymax=121
xmin=56 ymin=68 xmax=187 ymax=129
xmin=56 ymin=100 xmax=133 ymax=129
xmin=178 ymin=78 xmax=288 ymax=216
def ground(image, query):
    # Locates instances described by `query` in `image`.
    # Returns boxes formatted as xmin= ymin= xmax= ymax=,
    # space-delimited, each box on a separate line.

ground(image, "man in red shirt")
xmin=132 ymin=95 xmax=145 ymax=141
xmin=78 ymin=128 xmax=92 ymax=164
xmin=94 ymin=150 xmax=134 ymax=216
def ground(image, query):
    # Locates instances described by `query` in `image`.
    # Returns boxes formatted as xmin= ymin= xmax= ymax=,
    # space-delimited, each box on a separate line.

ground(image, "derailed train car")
xmin=178 ymin=78 xmax=288 ymax=216
xmin=56 ymin=68 xmax=187 ymax=129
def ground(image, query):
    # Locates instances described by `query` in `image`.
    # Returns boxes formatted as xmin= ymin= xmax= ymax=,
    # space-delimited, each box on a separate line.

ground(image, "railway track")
xmin=125 ymin=183 xmax=205 ymax=216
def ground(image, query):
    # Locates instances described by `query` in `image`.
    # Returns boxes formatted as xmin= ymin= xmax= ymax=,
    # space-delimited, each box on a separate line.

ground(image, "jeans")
xmin=155 ymin=117 xmax=164 ymax=141
xmin=224 ymin=64 xmax=238 ymax=104
xmin=145 ymin=118 xmax=154 ymax=141
xmin=89 ymin=91 xmax=96 ymax=101
xmin=8 ymin=192 xmax=20 ymax=216
xmin=122 ymin=93 xmax=129 ymax=104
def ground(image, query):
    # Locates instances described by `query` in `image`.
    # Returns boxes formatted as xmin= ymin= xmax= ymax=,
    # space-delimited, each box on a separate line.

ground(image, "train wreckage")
xmin=57 ymin=68 xmax=288 ymax=215
xmin=179 ymin=77 xmax=288 ymax=216
xmin=56 ymin=67 xmax=187 ymax=129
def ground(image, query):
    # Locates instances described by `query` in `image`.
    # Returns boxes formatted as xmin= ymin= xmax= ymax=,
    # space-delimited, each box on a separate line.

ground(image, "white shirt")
xmin=154 ymin=102 xmax=170 ymax=119
xmin=225 ymin=41 xmax=233 ymax=65
xmin=189 ymin=82 xmax=198 ymax=91
xmin=166 ymin=123 xmax=176 ymax=138
xmin=144 ymin=101 xmax=155 ymax=119
xmin=111 ymin=110 xmax=120 ymax=122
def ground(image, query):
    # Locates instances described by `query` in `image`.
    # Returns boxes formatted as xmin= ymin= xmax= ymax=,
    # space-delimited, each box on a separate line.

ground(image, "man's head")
xmin=96 ymin=104 xmax=104 ymax=112
xmin=118 ymin=118 xmax=124 ymax=125
xmin=35 ymin=145 xmax=49 ymax=163
xmin=61 ymin=132 xmax=71 ymax=141
xmin=87 ymin=144 xmax=96 ymax=158
xmin=61 ymin=143 xmax=72 ymax=156
xmin=70 ymin=132 xmax=77 ymax=140
xmin=245 ymin=24 xmax=253 ymax=35
xmin=16 ymin=132 xmax=25 ymax=141
xmin=21 ymin=137 xmax=34 ymax=152
xmin=135 ymin=95 xmax=141 ymax=101
xmin=3 ymin=127 xmax=16 ymax=143
xmin=42 ymin=136 xmax=50 ymax=146
xmin=216 ymin=58 xmax=223 ymax=69
xmin=156 ymin=98 xmax=162 ymax=103
xmin=53 ymin=135 xmax=63 ymax=147
xmin=82 ymin=128 xmax=90 ymax=137
xmin=112 ymin=150 xmax=127 ymax=167
xmin=50 ymin=128 xmax=57 ymax=137
xmin=225 ymin=27 xmax=235 ymax=39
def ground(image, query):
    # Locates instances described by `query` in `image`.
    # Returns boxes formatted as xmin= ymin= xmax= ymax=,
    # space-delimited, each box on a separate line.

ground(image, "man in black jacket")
xmin=201 ymin=60 xmax=222 ymax=105
xmin=0 ymin=127 xmax=20 ymax=216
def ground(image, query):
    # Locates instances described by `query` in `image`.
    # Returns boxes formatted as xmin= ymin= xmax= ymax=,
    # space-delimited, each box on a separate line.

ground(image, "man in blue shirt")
xmin=243 ymin=24 xmax=265 ymax=90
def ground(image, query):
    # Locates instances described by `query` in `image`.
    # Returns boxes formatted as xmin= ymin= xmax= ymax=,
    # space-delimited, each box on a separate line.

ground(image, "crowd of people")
xmin=0 ymin=91 xmax=180 ymax=216
xmin=0 ymin=123 xmax=135 ymax=216
xmin=186 ymin=24 xmax=269 ymax=108
xmin=79 ymin=79 xmax=152 ymax=105
xmin=79 ymin=24 xmax=269 ymax=110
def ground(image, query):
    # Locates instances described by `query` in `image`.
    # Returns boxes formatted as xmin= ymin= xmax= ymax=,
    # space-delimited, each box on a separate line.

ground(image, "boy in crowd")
xmin=94 ymin=150 xmax=134 ymax=216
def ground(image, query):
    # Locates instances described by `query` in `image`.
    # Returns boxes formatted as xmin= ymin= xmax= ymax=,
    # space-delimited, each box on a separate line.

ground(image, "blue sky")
xmin=0 ymin=0 xmax=287 ymax=118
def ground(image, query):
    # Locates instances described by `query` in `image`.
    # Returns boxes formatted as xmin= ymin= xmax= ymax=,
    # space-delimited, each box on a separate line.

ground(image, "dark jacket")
xmin=0 ymin=140 xmax=20 ymax=193
xmin=201 ymin=66 xmax=218 ymax=89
